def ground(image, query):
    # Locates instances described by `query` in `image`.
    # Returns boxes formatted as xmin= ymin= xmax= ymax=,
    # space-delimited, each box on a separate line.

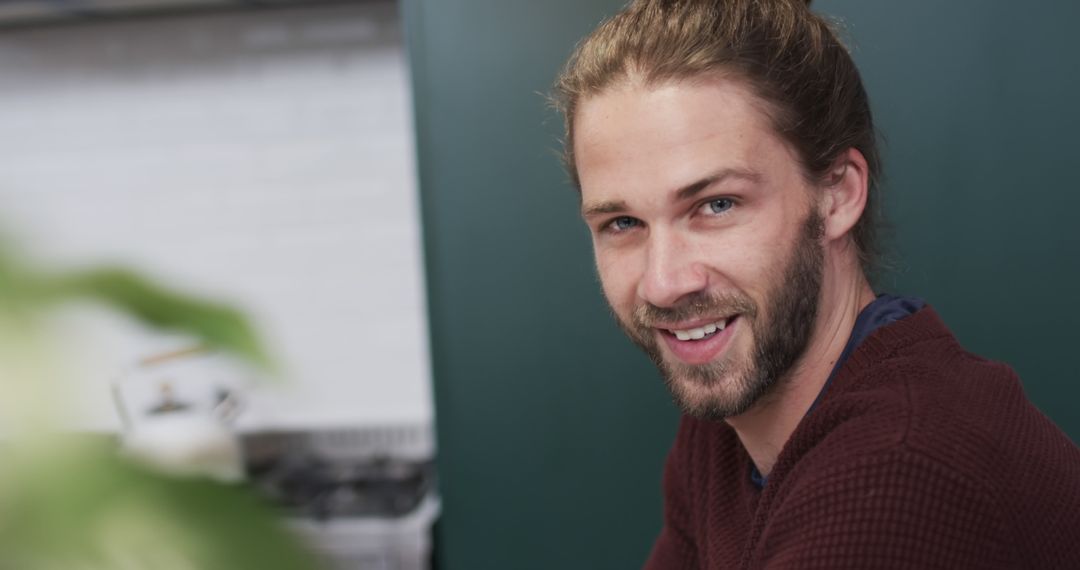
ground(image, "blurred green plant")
xmin=0 ymin=246 xmax=271 ymax=369
xmin=0 ymin=244 xmax=323 ymax=569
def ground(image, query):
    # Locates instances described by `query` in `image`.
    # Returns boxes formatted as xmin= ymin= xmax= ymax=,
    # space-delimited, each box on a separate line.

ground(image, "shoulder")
xmin=829 ymin=307 xmax=1077 ymax=479
xmin=772 ymin=306 xmax=1080 ymax=567
xmin=813 ymin=305 xmax=1073 ymax=470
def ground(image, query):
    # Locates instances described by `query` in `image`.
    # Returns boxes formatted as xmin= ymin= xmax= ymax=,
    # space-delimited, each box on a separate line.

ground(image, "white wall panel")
xmin=0 ymin=2 xmax=433 ymax=432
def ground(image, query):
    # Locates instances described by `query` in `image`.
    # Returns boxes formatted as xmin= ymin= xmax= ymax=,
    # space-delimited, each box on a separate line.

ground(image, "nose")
xmin=637 ymin=227 xmax=709 ymax=308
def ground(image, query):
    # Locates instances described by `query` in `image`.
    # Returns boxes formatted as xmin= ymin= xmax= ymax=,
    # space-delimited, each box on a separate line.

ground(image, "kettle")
xmin=112 ymin=346 xmax=245 ymax=483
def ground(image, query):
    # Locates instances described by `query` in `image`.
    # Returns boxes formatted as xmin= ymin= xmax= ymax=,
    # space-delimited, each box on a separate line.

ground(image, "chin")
xmin=663 ymin=366 xmax=758 ymax=420
xmin=665 ymin=345 xmax=794 ymax=419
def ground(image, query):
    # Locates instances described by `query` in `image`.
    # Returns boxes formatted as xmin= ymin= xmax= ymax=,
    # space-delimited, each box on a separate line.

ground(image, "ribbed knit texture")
xmin=644 ymin=306 xmax=1080 ymax=569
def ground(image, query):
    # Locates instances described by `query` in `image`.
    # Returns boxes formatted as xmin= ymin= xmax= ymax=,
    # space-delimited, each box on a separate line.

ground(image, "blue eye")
xmin=705 ymin=198 xmax=734 ymax=214
xmin=608 ymin=216 xmax=640 ymax=232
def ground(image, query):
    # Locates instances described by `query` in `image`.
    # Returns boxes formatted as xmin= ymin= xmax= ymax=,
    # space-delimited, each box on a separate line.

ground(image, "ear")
xmin=818 ymin=147 xmax=869 ymax=243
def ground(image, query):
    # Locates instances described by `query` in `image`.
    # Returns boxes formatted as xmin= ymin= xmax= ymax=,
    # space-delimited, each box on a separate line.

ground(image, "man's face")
xmin=575 ymin=77 xmax=825 ymax=419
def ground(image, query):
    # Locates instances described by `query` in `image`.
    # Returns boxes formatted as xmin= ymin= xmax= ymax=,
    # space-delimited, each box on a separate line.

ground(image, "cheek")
xmin=594 ymin=248 xmax=639 ymax=307
xmin=698 ymin=232 xmax=786 ymax=299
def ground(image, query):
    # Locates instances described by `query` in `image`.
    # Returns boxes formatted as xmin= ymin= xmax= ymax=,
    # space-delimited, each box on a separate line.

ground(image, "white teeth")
xmin=670 ymin=319 xmax=729 ymax=341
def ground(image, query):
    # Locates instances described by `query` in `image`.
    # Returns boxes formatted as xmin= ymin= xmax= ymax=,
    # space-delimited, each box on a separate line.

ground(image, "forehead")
xmin=573 ymin=77 xmax=802 ymax=205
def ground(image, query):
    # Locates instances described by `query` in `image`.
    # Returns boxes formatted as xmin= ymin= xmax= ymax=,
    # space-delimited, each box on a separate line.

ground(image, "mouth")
xmin=657 ymin=315 xmax=740 ymax=366
xmin=663 ymin=316 xmax=733 ymax=341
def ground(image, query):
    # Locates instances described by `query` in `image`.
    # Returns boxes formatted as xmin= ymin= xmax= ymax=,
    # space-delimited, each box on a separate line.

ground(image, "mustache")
xmin=632 ymin=292 xmax=757 ymax=328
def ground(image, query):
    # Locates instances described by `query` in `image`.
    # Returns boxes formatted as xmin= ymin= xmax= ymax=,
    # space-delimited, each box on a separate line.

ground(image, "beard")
xmin=612 ymin=211 xmax=825 ymax=420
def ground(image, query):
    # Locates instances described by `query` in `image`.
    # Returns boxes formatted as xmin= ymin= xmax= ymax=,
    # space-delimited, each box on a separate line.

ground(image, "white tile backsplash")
xmin=0 ymin=2 xmax=433 ymax=432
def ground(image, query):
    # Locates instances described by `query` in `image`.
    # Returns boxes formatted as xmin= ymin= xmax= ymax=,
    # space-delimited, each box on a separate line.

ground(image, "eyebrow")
xmin=580 ymin=167 xmax=761 ymax=219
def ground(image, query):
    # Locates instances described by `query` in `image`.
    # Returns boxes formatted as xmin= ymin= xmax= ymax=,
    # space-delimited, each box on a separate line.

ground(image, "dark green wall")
xmin=403 ymin=1 xmax=1080 ymax=568
xmin=402 ymin=2 xmax=667 ymax=568
xmin=815 ymin=0 xmax=1080 ymax=438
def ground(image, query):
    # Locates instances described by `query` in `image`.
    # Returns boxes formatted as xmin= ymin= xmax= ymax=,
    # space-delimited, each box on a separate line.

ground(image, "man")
xmin=553 ymin=0 xmax=1080 ymax=568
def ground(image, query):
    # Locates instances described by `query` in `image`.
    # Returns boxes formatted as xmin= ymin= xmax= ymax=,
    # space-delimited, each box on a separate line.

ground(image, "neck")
xmin=726 ymin=260 xmax=875 ymax=478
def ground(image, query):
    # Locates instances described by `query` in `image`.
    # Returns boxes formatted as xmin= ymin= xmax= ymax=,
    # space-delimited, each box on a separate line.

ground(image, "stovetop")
xmin=248 ymin=454 xmax=435 ymax=520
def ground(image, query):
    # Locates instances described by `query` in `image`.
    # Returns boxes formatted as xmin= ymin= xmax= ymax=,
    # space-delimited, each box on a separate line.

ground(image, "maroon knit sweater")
xmin=644 ymin=306 xmax=1080 ymax=569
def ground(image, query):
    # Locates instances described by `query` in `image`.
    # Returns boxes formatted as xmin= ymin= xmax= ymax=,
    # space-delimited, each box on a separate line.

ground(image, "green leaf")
xmin=0 ymin=438 xmax=324 ymax=570
xmin=34 ymin=267 xmax=273 ymax=372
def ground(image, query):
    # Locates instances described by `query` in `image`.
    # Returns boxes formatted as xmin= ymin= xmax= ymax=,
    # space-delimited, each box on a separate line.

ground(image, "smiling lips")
xmin=659 ymin=316 xmax=739 ymax=365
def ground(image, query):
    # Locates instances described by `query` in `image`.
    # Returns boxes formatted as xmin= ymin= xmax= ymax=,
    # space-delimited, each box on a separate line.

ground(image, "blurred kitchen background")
xmin=0 ymin=0 xmax=435 ymax=568
xmin=0 ymin=0 xmax=1078 ymax=569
